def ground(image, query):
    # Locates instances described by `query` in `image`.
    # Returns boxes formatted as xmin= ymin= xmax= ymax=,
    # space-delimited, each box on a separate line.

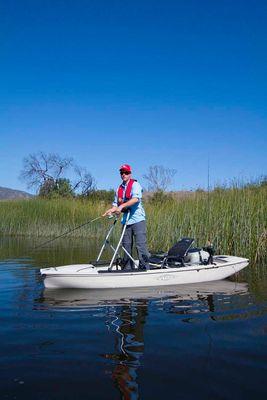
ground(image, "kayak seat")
xmin=149 ymin=238 xmax=194 ymax=267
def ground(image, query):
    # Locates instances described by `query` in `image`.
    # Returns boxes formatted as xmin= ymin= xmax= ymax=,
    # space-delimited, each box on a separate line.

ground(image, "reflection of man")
xmin=103 ymin=302 xmax=148 ymax=399
xmin=103 ymin=164 xmax=150 ymax=271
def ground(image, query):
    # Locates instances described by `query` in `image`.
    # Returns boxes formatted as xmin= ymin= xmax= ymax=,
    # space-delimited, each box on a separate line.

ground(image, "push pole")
xmin=96 ymin=217 xmax=118 ymax=263
xmin=121 ymin=245 xmax=139 ymax=268
xmin=108 ymin=211 xmax=130 ymax=271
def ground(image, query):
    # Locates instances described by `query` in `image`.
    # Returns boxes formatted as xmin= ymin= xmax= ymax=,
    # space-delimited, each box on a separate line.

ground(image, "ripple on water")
xmin=0 ymin=250 xmax=267 ymax=400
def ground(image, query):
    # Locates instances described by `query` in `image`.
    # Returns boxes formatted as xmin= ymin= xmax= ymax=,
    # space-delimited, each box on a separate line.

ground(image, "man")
xmin=103 ymin=164 xmax=150 ymax=270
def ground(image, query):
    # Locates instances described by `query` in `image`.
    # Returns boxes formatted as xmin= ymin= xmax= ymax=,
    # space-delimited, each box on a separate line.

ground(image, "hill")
xmin=0 ymin=186 xmax=33 ymax=200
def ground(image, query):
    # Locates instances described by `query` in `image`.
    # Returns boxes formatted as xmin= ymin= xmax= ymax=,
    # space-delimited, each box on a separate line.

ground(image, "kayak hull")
xmin=40 ymin=256 xmax=249 ymax=289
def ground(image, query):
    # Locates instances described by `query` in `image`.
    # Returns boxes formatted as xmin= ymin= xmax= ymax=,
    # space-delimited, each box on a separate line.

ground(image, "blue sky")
xmin=1 ymin=0 xmax=266 ymax=192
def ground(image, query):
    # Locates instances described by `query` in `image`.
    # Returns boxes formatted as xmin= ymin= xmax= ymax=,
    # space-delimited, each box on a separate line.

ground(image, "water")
xmin=0 ymin=236 xmax=267 ymax=399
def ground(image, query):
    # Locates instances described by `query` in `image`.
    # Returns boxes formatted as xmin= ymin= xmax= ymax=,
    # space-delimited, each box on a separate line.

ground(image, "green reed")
xmin=0 ymin=198 xmax=110 ymax=240
xmin=0 ymin=185 xmax=266 ymax=265
xmin=146 ymin=186 xmax=267 ymax=264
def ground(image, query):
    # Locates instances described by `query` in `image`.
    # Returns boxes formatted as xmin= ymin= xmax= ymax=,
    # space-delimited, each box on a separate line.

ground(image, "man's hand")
xmin=102 ymin=206 xmax=118 ymax=217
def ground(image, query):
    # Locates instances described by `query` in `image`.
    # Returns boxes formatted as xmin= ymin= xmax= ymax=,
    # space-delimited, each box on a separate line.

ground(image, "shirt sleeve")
xmin=112 ymin=189 xmax=118 ymax=206
xmin=131 ymin=182 xmax=142 ymax=199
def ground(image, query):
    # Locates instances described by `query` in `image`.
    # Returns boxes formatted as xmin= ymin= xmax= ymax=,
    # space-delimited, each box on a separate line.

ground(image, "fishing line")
xmin=32 ymin=215 xmax=103 ymax=250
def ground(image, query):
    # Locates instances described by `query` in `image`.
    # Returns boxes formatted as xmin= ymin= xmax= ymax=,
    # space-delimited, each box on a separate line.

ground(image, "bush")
xmin=85 ymin=189 xmax=115 ymax=203
xmin=146 ymin=190 xmax=175 ymax=204
xmin=39 ymin=178 xmax=74 ymax=198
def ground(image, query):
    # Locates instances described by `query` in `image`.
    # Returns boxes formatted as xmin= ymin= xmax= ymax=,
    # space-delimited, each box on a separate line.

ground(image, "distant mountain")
xmin=0 ymin=186 xmax=33 ymax=200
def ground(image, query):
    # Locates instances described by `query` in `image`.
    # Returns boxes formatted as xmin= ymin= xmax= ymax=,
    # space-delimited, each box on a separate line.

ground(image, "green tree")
xmin=38 ymin=178 xmax=74 ymax=198
xmin=38 ymin=178 xmax=57 ymax=197
xmin=55 ymin=178 xmax=74 ymax=197
xmin=20 ymin=152 xmax=95 ymax=198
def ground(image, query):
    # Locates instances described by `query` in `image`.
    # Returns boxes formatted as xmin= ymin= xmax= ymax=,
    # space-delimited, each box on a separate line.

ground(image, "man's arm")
xmin=117 ymin=197 xmax=139 ymax=213
xmin=103 ymin=197 xmax=139 ymax=216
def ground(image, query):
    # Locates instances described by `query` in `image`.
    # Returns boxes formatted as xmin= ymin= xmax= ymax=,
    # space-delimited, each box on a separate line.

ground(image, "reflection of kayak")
xmin=41 ymin=281 xmax=248 ymax=308
xmin=40 ymin=231 xmax=249 ymax=289
xmin=40 ymin=255 xmax=249 ymax=289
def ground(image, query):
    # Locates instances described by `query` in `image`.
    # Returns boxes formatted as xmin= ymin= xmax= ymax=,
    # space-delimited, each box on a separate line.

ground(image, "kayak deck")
xmin=40 ymin=256 xmax=249 ymax=289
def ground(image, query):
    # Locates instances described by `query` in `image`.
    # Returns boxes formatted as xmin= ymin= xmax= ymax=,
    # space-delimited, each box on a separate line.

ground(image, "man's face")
xmin=120 ymin=170 xmax=131 ymax=183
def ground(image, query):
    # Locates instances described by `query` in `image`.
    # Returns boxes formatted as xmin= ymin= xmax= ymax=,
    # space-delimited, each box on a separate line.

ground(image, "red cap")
xmin=119 ymin=164 xmax=132 ymax=172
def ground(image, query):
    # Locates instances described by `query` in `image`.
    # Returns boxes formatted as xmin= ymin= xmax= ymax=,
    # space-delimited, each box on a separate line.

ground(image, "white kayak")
xmin=40 ymin=255 xmax=249 ymax=289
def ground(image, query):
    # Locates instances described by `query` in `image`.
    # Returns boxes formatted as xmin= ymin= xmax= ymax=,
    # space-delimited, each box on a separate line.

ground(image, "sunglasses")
xmin=120 ymin=171 xmax=131 ymax=175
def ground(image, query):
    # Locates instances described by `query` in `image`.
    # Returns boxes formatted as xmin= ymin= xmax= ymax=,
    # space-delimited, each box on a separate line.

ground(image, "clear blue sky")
xmin=1 ymin=0 xmax=266 ymax=192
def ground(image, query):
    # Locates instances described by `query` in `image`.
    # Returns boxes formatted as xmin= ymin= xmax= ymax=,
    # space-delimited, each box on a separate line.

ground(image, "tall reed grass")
xmin=146 ymin=186 xmax=266 ymax=265
xmin=0 ymin=185 xmax=266 ymax=265
xmin=0 ymin=198 xmax=110 ymax=240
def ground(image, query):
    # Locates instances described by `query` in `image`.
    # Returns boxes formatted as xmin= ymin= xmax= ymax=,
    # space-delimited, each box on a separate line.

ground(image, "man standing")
xmin=103 ymin=164 xmax=150 ymax=270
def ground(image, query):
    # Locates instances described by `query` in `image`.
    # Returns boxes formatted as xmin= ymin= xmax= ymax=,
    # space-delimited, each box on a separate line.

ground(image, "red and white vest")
xmin=117 ymin=179 xmax=136 ymax=205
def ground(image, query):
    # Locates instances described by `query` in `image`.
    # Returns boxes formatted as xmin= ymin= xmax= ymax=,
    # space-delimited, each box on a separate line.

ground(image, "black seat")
xmin=149 ymin=238 xmax=194 ymax=267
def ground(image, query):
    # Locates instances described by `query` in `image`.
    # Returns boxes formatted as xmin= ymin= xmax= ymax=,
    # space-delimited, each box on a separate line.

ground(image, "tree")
xmin=38 ymin=178 xmax=57 ymax=197
xmin=20 ymin=152 xmax=73 ymax=189
xmin=56 ymin=178 xmax=74 ymax=197
xmin=38 ymin=178 xmax=74 ymax=198
xmin=72 ymin=165 xmax=96 ymax=196
xmin=143 ymin=165 xmax=177 ymax=192
xmin=20 ymin=152 xmax=95 ymax=197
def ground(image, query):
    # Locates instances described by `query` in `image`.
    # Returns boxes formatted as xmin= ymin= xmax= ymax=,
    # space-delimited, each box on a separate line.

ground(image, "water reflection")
xmin=39 ymin=281 xmax=248 ymax=399
xmin=0 ymin=235 xmax=102 ymax=268
xmin=103 ymin=304 xmax=147 ymax=399
xmin=39 ymin=281 xmax=248 ymax=310
xmin=1 ymin=236 xmax=266 ymax=400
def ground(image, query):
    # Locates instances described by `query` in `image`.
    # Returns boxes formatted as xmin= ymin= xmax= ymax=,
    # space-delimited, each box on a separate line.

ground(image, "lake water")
xmin=0 ymin=236 xmax=267 ymax=400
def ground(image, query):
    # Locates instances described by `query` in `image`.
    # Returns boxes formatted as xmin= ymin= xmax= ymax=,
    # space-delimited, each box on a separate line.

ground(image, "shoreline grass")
xmin=0 ymin=185 xmax=266 ymax=265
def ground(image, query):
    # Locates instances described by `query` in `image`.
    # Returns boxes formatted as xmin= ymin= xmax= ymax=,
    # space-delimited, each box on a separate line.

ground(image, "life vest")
xmin=117 ymin=179 xmax=136 ymax=205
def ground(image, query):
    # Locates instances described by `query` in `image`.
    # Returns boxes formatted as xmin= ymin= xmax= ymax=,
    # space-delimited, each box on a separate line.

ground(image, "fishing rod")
xmin=32 ymin=215 xmax=104 ymax=250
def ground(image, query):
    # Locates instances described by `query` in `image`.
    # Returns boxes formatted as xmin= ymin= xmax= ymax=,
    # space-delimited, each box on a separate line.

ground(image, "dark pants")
xmin=122 ymin=220 xmax=150 ymax=270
